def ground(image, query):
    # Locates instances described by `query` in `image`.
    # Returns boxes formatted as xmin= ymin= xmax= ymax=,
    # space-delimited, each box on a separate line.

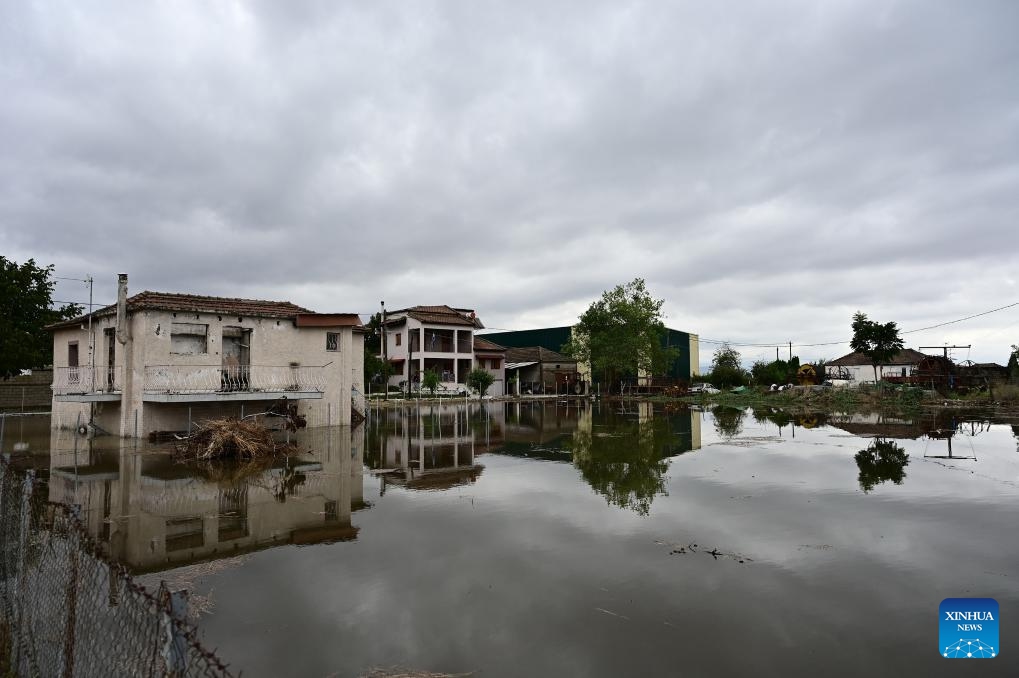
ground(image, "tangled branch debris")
xmin=174 ymin=418 xmax=294 ymax=461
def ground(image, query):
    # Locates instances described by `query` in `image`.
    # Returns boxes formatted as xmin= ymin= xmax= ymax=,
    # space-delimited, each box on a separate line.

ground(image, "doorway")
xmin=221 ymin=327 xmax=251 ymax=391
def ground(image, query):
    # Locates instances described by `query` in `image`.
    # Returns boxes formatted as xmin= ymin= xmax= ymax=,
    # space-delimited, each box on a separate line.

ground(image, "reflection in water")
xmin=364 ymin=400 xmax=702 ymax=515
xmin=712 ymin=406 xmax=745 ymax=439
xmin=45 ymin=426 xmax=365 ymax=573
xmin=570 ymin=402 xmax=698 ymax=515
xmin=854 ymin=439 xmax=910 ymax=493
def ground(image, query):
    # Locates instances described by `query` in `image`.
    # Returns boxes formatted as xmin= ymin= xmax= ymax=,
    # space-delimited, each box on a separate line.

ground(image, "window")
xmin=326 ymin=332 xmax=340 ymax=351
xmin=68 ymin=342 xmax=80 ymax=383
xmin=170 ymin=323 xmax=208 ymax=354
xmin=395 ymin=332 xmax=402 ymax=347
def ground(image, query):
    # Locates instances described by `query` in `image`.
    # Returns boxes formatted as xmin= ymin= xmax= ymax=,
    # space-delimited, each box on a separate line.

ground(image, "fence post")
xmin=60 ymin=506 xmax=82 ymax=678
xmin=160 ymin=584 xmax=189 ymax=675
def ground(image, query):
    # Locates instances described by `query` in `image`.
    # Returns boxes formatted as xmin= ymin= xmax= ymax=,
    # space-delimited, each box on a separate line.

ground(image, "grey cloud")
xmin=2 ymin=0 xmax=1018 ymax=363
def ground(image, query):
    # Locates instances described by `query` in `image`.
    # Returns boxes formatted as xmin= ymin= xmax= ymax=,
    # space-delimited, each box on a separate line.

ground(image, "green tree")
xmin=421 ymin=368 xmax=440 ymax=396
xmin=364 ymin=312 xmax=383 ymax=356
xmin=0 ymin=257 xmax=82 ymax=375
xmin=364 ymin=352 xmax=394 ymax=391
xmin=1008 ymin=345 xmax=1019 ymax=383
xmin=466 ymin=367 xmax=495 ymax=398
xmin=850 ymin=311 xmax=905 ymax=384
xmin=563 ymin=278 xmax=678 ymax=390
xmin=710 ymin=344 xmax=747 ymax=387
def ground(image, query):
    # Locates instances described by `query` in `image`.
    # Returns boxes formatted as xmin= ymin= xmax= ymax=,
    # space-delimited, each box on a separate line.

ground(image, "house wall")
xmin=826 ymin=363 xmax=917 ymax=385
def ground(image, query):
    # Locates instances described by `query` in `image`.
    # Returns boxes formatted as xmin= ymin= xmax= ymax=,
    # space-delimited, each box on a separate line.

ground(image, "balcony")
xmin=142 ymin=365 xmax=327 ymax=402
xmin=52 ymin=366 xmax=122 ymax=402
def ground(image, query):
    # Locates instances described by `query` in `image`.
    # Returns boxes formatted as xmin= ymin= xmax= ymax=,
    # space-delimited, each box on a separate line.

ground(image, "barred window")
xmin=326 ymin=332 xmax=340 ymax=351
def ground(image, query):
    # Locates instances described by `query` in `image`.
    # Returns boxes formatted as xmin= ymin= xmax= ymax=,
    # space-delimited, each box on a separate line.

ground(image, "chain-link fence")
xmin=0 ymin=455 xmax=236 ymax=678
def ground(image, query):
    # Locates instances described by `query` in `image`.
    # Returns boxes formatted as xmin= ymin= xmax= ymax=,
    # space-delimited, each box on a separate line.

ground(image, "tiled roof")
xmin=504 ymin=346 xmax=574 ymax=364
xmin=390 ymin=305 xmax=483 ymax=328
xmin=473 ymin=337 xmax=507 ymax=353
xmin=828 ymin=349 xmax=928 ymax=367
xmin=47 ymin=291 xmax=313 ymax=330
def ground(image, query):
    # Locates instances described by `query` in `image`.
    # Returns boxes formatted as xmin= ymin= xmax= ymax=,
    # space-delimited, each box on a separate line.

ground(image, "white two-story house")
xmin=381 ymin=305 xmax=505 ymax=395
xmin=48 ymin=274 xmax=365 ymax=437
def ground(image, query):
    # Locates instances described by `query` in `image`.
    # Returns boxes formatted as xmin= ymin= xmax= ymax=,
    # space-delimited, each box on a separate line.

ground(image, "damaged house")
xmin=48 ymin=274 xmax=365 ymax=437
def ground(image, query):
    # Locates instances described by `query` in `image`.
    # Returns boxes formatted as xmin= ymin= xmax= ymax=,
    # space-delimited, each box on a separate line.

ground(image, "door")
xmin=221 ymin=327 xmax=251 ymax=391
xmin=105 ymin=328 xmax=116 ymax=391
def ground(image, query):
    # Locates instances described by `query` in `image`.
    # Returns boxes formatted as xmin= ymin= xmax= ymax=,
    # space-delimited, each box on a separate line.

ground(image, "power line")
xmin=700 ymin=300 xmax=1019 ymax=349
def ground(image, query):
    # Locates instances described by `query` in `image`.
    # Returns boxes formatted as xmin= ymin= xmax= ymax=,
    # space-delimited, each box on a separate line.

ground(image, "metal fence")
xmin=0 ymin=456 xmax=236 ymax=678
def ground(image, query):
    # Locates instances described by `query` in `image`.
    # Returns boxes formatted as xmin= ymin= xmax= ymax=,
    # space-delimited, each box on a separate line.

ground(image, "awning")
xmin=505 ymin=361 xmax=538 ymax=370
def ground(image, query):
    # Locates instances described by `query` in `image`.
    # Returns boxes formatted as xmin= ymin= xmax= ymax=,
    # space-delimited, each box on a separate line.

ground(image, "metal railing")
xmin=0 ymin=457 xmax=235 ymax=677
xmin=51 ymin=366 xmax=122 ymax=396
xmin=143 ymin=365 xmax=327 ymax=395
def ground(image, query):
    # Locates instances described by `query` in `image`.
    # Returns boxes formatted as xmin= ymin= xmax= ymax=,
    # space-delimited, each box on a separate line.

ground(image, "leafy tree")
xmin=709 ymin=344 xmax=748 ymax=387
xmin=1008 ymin=345 xmax=1019 ymax=383
xmin=364 ymin=352 xmax=394 ymax=390
xmin=850 ymin=311 xmax=905 ymax=384
xmin=466 ymin=367 xmax=494 ymax=398
xmin=421 ymin=368 xmax=440 ymax=396
xmin=750 ymin=357 xmax=799 ymax=386
xmin=0 ymin=257 xmax=82 ymax=375
xmin=364 ymin=312 xmax=383 ymax=355
xmin=855 ymin=439 xmax=909 ymax=493
xmin=563 ymin=279 xmax=678 ymax=391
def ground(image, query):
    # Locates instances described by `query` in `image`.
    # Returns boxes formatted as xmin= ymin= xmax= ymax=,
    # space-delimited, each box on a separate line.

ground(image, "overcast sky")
xmin=3 ymin=0 xmax=1018 ymax=368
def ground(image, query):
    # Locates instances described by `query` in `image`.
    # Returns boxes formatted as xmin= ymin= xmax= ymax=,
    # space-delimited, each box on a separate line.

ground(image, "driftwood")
xmin=174 ymin=418 xmax=293 ymax=461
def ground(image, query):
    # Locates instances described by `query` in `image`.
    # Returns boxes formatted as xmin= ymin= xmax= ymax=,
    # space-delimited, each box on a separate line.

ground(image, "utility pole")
xmin=381 ymin=301 xmax=387 ymax=401
xmin=788 ymin=342 xmax=792 ymax=360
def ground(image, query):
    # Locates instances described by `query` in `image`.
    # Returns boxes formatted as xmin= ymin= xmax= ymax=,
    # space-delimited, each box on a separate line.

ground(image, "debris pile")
xmin=175 ymin=418 xmax=293 ymax=461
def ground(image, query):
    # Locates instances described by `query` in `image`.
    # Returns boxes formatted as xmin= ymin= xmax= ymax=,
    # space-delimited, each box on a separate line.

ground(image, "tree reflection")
xmin=855 ymin=439 xmax=909 ymax=493
xmin=569 ymin=410 xmax=684 ymax=516
xmin=712 ymin=406 xmax=745 ymax=439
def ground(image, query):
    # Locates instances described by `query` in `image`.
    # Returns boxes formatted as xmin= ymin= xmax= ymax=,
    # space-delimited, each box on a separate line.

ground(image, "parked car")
xmin=689 ymin=383 xmax=720 ymax=395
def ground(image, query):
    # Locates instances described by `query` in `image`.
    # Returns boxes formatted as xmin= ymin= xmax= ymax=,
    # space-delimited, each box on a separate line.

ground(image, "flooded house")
xmin=47 ymin=274 xmax=365 ymax=437
xmin=381 ymin=304 xmax=506 ymax=395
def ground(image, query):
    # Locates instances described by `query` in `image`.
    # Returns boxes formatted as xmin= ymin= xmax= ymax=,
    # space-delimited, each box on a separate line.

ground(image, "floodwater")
xmin=4 ymin=402 xmax=1019 ymax=677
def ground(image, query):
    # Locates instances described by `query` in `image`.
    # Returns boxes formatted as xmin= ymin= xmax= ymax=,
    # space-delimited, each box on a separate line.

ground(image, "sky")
xmin=2 ymin=0 xmax=1018 ymax=369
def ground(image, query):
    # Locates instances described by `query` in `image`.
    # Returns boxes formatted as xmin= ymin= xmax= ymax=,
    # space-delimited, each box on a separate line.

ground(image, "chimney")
xmin=116 ymin=273 xmax=129 ymax=345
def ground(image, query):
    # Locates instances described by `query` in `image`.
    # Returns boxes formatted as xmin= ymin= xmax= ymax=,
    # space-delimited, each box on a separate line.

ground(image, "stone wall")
xmin=0 ymin=369 xmax=52 ymax=412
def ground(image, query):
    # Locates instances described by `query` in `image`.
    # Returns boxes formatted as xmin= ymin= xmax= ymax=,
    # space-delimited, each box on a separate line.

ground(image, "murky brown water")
xmin=4 ymin=402 xmax=1018 ymax=676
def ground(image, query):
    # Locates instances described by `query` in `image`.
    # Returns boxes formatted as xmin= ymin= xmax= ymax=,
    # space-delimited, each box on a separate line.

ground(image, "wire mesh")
xmin=0 ymin=456 xmax=236 ymax=678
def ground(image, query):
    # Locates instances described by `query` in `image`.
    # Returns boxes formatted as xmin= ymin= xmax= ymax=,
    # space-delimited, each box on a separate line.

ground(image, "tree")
xmin=421 ymin=368 xmax=440 ymax=396
xmin=710 ymin=344 xmax=747 ymax=387
xmin=466 ymin=367 xmax=494 ymax=398
xmin=563 ymin=278 xmax=678 ymax=390
xmin=0 ymin=257 xmax=82 ymax=376
xmin=1008 ymin=345 xmax=1019 ymax=383
xmin=364 ymin=352 xmax=394 ymax=391
xmin=850 ymin=311 xmax=905 ymax=384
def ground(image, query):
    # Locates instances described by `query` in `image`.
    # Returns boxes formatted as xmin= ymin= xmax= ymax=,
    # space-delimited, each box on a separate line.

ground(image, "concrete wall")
xmin=0 ymin=369 xmax=53 ymax=411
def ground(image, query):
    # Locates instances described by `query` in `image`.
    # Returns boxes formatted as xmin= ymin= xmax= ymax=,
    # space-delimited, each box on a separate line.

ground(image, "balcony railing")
xmin=143 ymin=365 xmax=326 ymax=395
xmin=52 ymin=366 xmax=122 ymax=395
